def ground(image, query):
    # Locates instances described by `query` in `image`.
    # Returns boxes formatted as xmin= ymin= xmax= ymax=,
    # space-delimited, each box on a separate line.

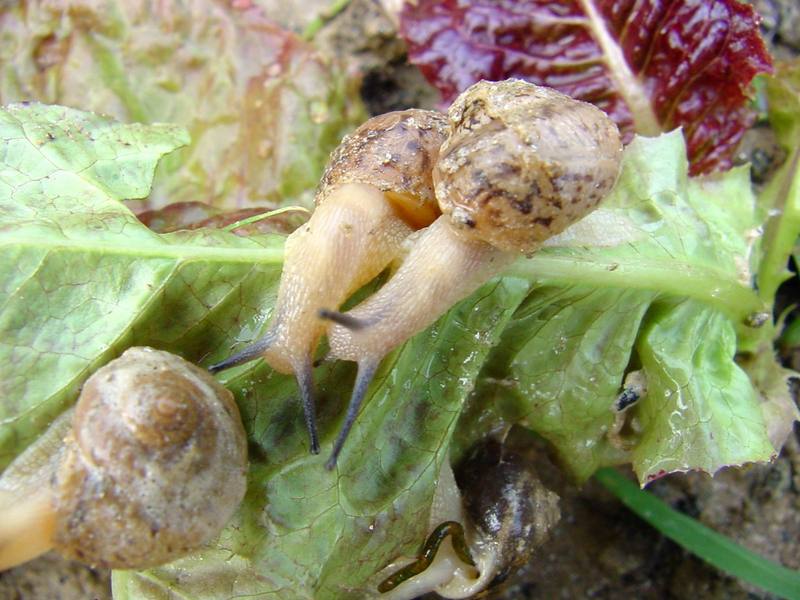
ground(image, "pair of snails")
xmin=211 ymin=78 xmax=623 ymax=468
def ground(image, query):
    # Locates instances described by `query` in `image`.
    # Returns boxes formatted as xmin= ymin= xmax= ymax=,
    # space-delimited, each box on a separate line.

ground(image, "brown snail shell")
xmin=317 ymin=109 xmax=449 ymax=227
xmin=52 ymin=347 xmax=247 ymax=569
xmin=434 ymin=79 xmax=623 ymax=253
xmin=454 ymin=437 xmax=560 ymax=588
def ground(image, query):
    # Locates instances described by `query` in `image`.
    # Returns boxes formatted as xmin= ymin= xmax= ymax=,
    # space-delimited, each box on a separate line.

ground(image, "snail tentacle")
xmin=208 ymin=330 xmax=277 ymax=374
xmin=318 ymin=308 xmax=369 ymax=331
xmin=296 ymin=356 xmax=320 ymax=454
xmin=378 ymin=521 xmax=474 ymax=593
xmin=325 ymin=358 xmax=379 ymax=470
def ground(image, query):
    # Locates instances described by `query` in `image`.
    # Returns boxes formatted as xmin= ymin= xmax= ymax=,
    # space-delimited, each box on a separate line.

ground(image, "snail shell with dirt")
xmin=0 ymin=347 xmax=248 ymax=571
xmin=321 ymin=79 xmax=623 ymax=468
xmin=377 ymin=436 xmax=561 ymax=599
xmin=209 ymin=109 xmax=449 ymax=456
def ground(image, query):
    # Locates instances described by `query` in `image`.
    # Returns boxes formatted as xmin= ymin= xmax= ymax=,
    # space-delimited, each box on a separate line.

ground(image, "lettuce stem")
xmin=507 ymin=255 xmax=765 ymax=324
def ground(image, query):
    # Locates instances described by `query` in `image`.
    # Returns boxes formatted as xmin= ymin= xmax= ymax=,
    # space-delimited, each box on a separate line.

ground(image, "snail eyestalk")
xmin=208 ymin=331 xmax=276 ymax=374
xmin=318 ymin=309 xmax=368 ymax=331
xmin=210 ymin=335 xmax=320 ymax=452
xmin=325 ymin=359 xmax=379 ymax=469
xmin=296 ymin=357 xmax=320 ymax=454
xmin=378 ymin=521 xmax=475 ymax=593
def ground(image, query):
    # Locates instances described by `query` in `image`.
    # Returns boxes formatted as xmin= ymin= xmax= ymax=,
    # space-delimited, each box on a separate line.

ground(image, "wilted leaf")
xmin=0 ymin=0 xmax=365 ymax=210
xmin=399 ymin=0 xmax=772 ymax=175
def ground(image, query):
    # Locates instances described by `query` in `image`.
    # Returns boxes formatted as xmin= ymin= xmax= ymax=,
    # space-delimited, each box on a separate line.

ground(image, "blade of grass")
xmin=595 ymin=467 xmax=800 ymax=600
xmin=302 ymin=0 xmax=352 ymax=41
xmin=222 ymin=206 xmax=310 ymax=232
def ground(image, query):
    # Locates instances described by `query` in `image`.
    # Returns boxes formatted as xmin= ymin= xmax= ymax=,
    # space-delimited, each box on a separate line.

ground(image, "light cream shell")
xmin=52 ymin=347 xmax=247 ymax=569
xmin=434 ymin=79 xmax=623 ymax=253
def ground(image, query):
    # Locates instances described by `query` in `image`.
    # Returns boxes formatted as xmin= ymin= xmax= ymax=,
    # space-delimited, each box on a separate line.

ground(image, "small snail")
xmin=322 ymin=79 xmax=623 ymax=468
xmin=377 ymin=436 xmax=561 ymax=598
xmin=0 ymin=347 xmax=248 ymax=571
xmin=209 ymin=109 xmax=449 ymax=454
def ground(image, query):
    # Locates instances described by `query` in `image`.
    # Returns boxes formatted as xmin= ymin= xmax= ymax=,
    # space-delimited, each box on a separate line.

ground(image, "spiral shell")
xmin=52 ymin=347 xmax=247 ymax=569
xmin=454 ymin=437 xmax=560 ymax=587
xmin=434 ymin=79 xmax=623 ymax=253
xmin=377 ymin=435 xmax=560 ymax=599
xmin=317 ymin=109 xmax=449 ymax=228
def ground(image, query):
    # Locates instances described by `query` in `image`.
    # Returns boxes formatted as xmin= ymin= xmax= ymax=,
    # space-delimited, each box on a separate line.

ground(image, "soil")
xmin=493 ymin=431 xmax=800 ymax=600
xmin=1 ymin=1 xmax=798 ymax=599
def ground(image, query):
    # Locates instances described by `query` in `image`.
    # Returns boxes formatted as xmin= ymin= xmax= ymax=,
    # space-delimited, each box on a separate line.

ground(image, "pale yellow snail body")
xmin=210 ymin=109 xmax=448 ymax=454
xmin=0 ymin=347 xmax=247 ymax=571
xmin=322 ymin=79 xmax=623 ymax=467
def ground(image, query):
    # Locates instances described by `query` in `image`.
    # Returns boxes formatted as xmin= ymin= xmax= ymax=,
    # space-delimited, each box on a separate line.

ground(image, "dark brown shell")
xmin=454 ymin=437 xmax=560 ymax=587
xmin=52 ymin=347 xmax=247 ymax=569
xmin=317 ymin=109 xmax=449 ymax=228
xmin=434 ymin=79 xmax=623 ymax=253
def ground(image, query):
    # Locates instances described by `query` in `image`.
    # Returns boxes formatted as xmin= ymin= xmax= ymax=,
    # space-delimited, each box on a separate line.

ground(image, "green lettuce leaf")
xmin=0 ymin=105 xmax=786 ymax=598
xmin=455 ymin=131 xmax=776 ymax=482
xmin=0 ymin=0 xmax=365 ymax=210
xmin=0 ymin=103 xmax=285 ymax=467
xmin=735 ymin=61 xmax=800 ymax=456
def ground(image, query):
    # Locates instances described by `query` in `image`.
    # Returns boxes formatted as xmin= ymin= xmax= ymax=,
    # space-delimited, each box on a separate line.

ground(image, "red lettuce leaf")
xmin=399 ymin=0 xmax=773 ymax=175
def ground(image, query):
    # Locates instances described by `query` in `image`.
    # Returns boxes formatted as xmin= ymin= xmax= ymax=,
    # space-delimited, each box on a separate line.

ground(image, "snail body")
xmin=0 ymin=347 xmax=248 ymax=571
xmin=322 ymin=79 xmax=623 ymax=468
xmin=379 ymin=436 xmax=560 ymax=599
xmin=210 ymin=109 xmax=449 ymax=454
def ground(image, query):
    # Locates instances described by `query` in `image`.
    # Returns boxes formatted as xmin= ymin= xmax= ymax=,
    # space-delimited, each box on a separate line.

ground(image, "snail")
xmin=209 ymin=109 xmax=449 ymax=455
xmin=377 ymin=436 xmax=561 ymax=598
xmin=0 ymin=347 xmax=248 ymax=571
xmin=321 ymin=79 xmax=623 ymax=468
